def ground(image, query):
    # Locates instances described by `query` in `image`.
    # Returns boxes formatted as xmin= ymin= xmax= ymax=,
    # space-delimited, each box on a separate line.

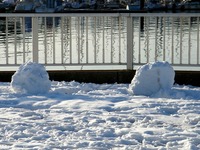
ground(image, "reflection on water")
xmin=0 ymin=15 xmax=199 ymax=67
xmin=134 ymin=16 xmax=200 ymax=65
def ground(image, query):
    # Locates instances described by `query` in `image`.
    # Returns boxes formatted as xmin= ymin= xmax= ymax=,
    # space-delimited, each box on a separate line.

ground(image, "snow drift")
xmin=129 ymin=61 xmax=175 ymax=96
xmin=11 ymin=61 xmax=51 ymax=94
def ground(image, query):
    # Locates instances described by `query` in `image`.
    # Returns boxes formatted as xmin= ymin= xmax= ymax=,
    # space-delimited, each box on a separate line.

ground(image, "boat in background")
xmin=62 ymin=0 xmax=98 ymax=10
xmin=126 ymin=0 xmax=148 ymax=12
xmin=1 ymin=0 xmax=16 ymax=12
xmin=103 ymin=0 xmax=124 ymax=9
xmin=14 ymin=0 xmax=63 ymax=12
xmin=14 ymin=0 xmax=36 ymax=12
xmin=35 ymin=0 xmax=63 ymax=12
xmin=126 ymin=0 xmax=141 ymax=11
xmin=177 ymin=0 xmax=200 ymax=11
xmin=145 ymin=0 xmax=166 ymax=11
xmin=10 ymin=0 xmax=200 ymax=13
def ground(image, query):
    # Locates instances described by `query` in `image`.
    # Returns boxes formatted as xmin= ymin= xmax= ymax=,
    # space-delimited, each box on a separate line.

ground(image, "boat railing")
xmin=0 ymin=12 xmax=200 ymax=71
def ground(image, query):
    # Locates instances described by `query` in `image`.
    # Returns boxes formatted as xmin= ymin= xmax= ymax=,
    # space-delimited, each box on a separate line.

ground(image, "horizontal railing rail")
xmin=0 ymin=13 xmax=200 ymax=71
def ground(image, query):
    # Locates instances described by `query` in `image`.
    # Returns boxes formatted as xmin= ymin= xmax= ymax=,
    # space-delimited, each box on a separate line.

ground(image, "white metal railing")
xmin=0 ymin=13 xmax=200 ymax=71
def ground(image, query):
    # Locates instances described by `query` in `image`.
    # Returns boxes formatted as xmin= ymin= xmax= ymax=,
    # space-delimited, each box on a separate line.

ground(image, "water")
xmin=133 ymin=16 xmax=200 ymax=66
xmin=0 ymin=15 xmax=199 ymax=70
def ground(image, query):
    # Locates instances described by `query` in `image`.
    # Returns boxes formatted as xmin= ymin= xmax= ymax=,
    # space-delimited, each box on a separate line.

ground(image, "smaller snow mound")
xmin=11 ymin=62 xmax=51 ymax=94
xmin=129 ymin=61 xmax=175 ymax=96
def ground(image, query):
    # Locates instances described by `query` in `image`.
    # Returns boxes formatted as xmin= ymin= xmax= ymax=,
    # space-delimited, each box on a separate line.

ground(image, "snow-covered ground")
xmin=0 ymin=61 xmax=200 ymax=149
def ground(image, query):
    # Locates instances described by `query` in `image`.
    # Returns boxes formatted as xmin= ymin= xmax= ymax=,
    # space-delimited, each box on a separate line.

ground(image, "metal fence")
xmin=0 ymin=13 xmax=200 ymax=71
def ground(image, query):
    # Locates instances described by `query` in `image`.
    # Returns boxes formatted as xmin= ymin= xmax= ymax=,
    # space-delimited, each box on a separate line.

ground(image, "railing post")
xmin=127 ymin=16 xmax=133 ymax=70
xmin=32 ymin=17 xmax=39 ymax=63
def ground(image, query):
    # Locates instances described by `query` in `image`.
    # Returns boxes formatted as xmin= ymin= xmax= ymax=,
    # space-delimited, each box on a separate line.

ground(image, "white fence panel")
xmin=0 ymin=13 xmax=200 ymax=71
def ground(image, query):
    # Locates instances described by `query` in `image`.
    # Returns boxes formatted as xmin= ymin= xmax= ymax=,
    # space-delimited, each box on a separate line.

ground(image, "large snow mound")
xmin=11 ymin=62 xmax=51 ymax=94
xmin=129 ymin=61 xmax=175 ymax=96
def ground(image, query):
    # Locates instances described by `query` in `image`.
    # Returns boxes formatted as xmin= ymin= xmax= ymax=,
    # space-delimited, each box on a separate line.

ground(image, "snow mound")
xmin=129 ymin=61 xmax=175 ymax=96
xmin=11 ymin=62 xmax=51 ymax=94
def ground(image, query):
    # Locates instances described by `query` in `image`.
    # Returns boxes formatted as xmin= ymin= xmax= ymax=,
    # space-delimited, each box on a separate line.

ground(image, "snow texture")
xmin=11 ymin=61 xmax=51 ymax=94
xmin=0 ymin=61 xmax=199 ymax=149
xmin=129 ymin=61 xmax=175 ymax=96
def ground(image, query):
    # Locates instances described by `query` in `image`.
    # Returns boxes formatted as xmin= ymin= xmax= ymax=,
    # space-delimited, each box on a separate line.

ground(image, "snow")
xmin=0 ymin=61 xmax=199 ymax=149
xmin=129 ymin=61 xmax=175 ymax=96
xmin=11 ymin=61 xmax=51 ymax=94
